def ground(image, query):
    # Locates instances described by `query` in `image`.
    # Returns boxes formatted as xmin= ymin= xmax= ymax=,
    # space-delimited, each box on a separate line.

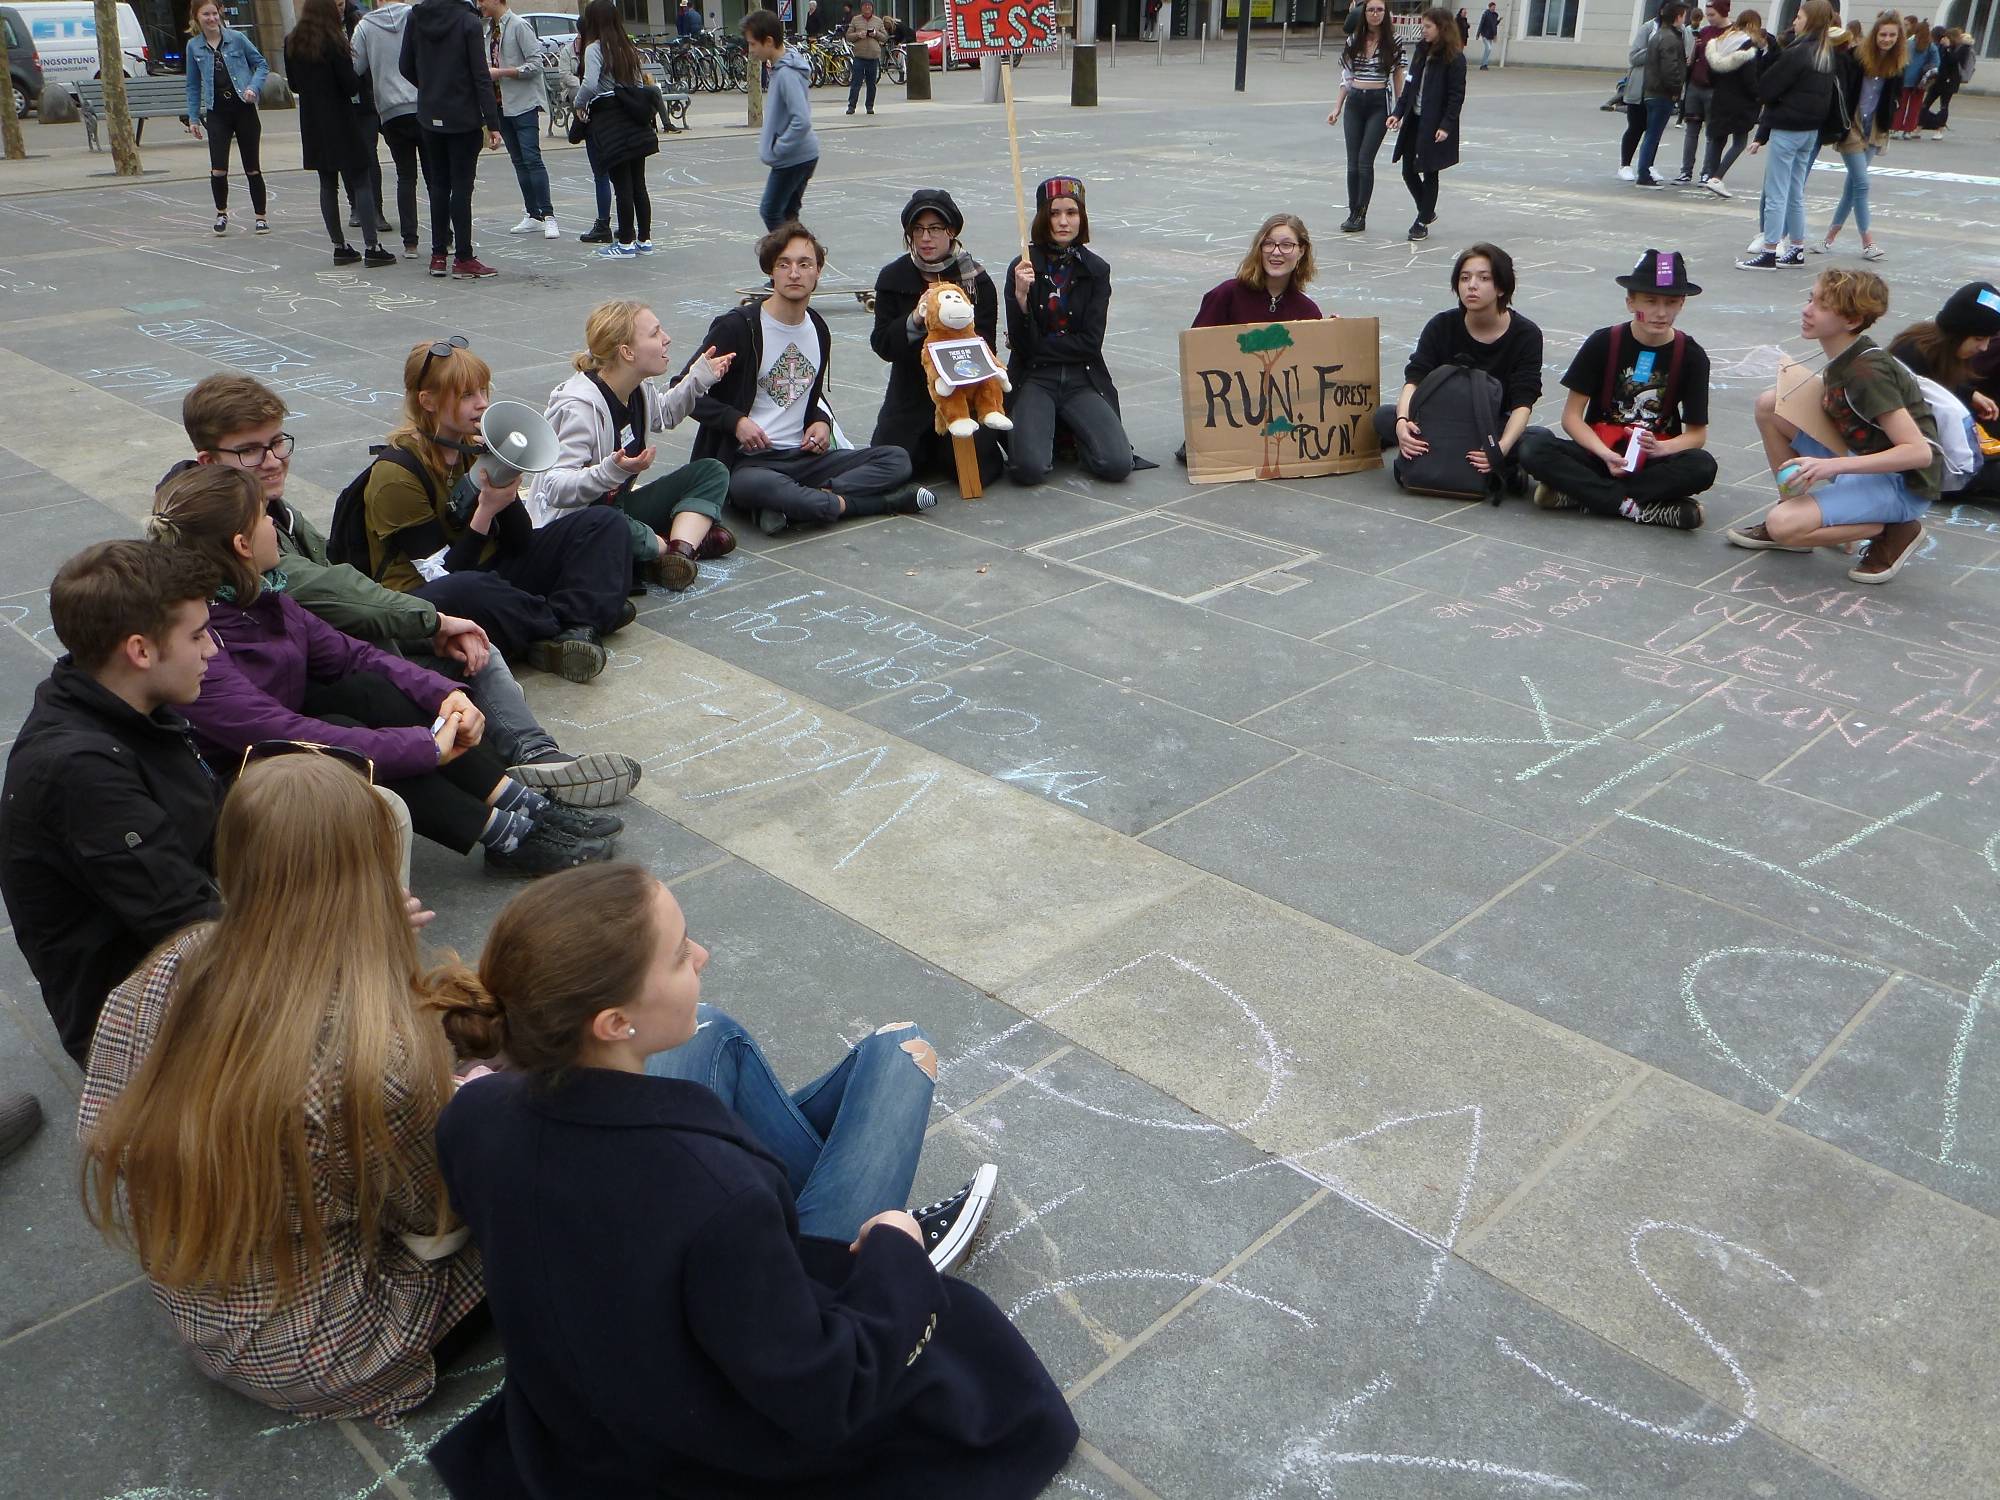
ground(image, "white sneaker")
xmin=509 ymin=214 xmax=541 ymax=235
xmin=1704 ymin=176 xmax=1731 ymax=198
xmin=1927 ymin=130 xmax=1943 ymax=140
xmin=1617 ymin=164 xmax=1638 ymax=181
xmin=542 ymin=216 xmax=561 ymax=240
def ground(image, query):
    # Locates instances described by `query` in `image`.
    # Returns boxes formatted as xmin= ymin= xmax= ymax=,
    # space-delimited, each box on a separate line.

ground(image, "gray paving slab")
xmin=1198 ymin=557 xmax=1423 ymax=640
xmin=1434 ymin=492 xmax=1758 ymax=588
xmin=984 ymin=580 xmax=1363 ymax=724
xmin=851 ymin=649 xmax=1295 ymax=835
xmin=0 ymin=498 xmax=133 ymax=598
xmin=0 ymin=469 xmax=91 ymax=519
xmin=774 ymin=513 xmax=1097 ymax=626
xmin=1144 ymin=753 xmax=1558 ymax=953
xmin=1169 ymin=486 xmax=1463 ymax=574
xmin=911 ymin=482 xmax=1137 ymax=550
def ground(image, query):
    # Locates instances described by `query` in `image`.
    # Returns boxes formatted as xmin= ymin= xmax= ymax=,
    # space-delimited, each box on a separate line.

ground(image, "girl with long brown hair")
xmin=359 ymin=336 xmax=635 ymax=681
xmin=79 ymin=754 xmax=487 ymax=1422
xmin=1820 ymin=11 xmax=1907 ymax=259
xmin=1738 ymin=0 xmax=1839 ymax=269
xmin=284 ymin=0 xmax=392 ymax=267
xmin=574 ymin=0 xmax=663 ymax=258
xmin=1326 ymin=0 xmax=1405 ymax=234
xmin=1389 ymin=7 xmax=1467 ymax=241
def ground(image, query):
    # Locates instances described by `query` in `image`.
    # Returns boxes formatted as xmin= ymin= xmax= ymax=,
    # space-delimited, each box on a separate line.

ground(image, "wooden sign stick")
xmin=1001 ymin=59 xmax=1031 ymax=263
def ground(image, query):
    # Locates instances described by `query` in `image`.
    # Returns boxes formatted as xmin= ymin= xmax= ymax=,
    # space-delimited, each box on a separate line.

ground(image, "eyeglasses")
xmin=418 ymin=335 xmax=470 ymax=387
xmin=215 ymin=432 xmax=295 ymax=466
xmin=1261 ymin=239 xmax=1303 ymax=253
xmin=239 ymin=739 xmax=375 ymax=784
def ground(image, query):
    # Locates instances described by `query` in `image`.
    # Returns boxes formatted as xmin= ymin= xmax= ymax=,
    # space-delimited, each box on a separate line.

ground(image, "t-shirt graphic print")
xmin=749 ymin=308 xmax=823 ymax=453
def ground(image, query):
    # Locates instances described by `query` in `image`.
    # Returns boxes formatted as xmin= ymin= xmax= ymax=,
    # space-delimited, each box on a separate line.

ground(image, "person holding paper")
xmin=1517 ymin=249 xmax=1717 ymax=529
xmin=1728 ymin=268 xmax=1941 ymax=583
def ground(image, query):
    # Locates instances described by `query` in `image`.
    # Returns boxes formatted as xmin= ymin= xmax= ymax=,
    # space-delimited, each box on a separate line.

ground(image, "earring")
xmin=625 ymin=1026 xmax=638 ymax=1037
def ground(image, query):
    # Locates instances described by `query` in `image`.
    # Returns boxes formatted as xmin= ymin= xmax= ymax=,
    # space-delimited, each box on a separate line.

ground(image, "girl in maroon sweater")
xmin=1191 ymin=212 xmax=1327 ymax=328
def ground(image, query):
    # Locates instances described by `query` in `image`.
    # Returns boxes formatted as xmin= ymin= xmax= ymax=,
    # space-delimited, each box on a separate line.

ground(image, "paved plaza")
xmin=3 ymin=47 xmax=1999 ymax=1500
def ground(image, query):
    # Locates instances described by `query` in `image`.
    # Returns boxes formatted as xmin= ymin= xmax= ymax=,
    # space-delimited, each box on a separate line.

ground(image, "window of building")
xmin=1525 ymin=0 xmax=1580 ymax=36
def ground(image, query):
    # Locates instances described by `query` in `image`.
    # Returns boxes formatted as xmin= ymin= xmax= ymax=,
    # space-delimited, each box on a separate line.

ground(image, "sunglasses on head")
xmin=418 ymin=335 xmax=470 ymax=387
xmin=239 ymin=739 xmax=375 ymax=785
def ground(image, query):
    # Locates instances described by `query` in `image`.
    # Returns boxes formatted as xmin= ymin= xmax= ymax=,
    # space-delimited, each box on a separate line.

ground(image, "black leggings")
xmin=418 ymin=126 xmax=481 ymax=260
xmin=204 ymin=101 xmax=266 ymax=215
xmin=1402 ymin=155 xmax=1441 ymax=222
xmin=1342 ymin=88 xmax=1391 ymax=214
xmin=1619 ymin=100 xmax=1646 ymax=166
xmin=299 ymin=673 xmax=506 ymax=854
xmin=317 ymin=166 xmax=380 ymax=250
xmin=608 ymin=157 xmax=651 ymax=244
xmin=379 ymin=114 xmax=424 ymax=249
xmin=1703 ymin=122 xmax=1750 ymax=181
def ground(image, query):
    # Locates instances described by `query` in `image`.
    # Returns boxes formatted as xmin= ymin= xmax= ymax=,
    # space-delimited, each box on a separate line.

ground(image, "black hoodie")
xmin=398 ymin=0 xmax=501 ymax=134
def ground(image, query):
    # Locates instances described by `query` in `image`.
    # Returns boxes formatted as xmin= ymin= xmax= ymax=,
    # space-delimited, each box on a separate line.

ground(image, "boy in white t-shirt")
xmin=683 ymin=223 xmax=932 ymax=536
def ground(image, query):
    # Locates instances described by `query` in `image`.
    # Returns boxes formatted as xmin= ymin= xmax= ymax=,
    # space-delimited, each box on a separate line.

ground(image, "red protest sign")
xmin=945 ymin=0 xmax=1061 ymax=54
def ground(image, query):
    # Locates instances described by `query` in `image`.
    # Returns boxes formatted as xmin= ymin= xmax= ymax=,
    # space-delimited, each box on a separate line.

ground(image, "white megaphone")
xmin=472 ymin=400 xmax=561 ymax=487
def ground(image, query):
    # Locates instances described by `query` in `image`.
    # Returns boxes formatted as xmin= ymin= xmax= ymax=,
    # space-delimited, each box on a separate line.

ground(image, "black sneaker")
xmin=363 ymin=246 xmax=397 ymax=269
xmin=485 ymin=823 xmax=613 ymax=877
xmin=1671 ymin=172 xmax=1693 ymax=185
xmin=756 ymin=508 xmax=790 ymax=537
xmin=1635 ymin=174 xmax=1666 ymax=188
xmin=333 ymin=244 xmax=362 ymax=265
xmin=1737 ymin=250 xmax=1780 ymax=270
xmin=915 ymin=1163 xmax=998 ymax=1273
xmin=1777 ymin=247 xmax=1807 ymax=267
xmin=1408 ymin=220 xmax=1429 ymax=240
xmin=613 ymin=598 xmax=637 ymax=633
xmin=535 ymin=801 xmax=624 ymax=841
xmin=507 ymin=750 xmax=642 ymax=808
xmin=1339 ymin=212 xmax=1364 ymax=233
xmin=1628 ymin=499 xmax=1703 ymax=530
xmin=578 ymin=221 xmax=614 ymax=245
xmin=527 ymin=627 xmax=608 ymax=683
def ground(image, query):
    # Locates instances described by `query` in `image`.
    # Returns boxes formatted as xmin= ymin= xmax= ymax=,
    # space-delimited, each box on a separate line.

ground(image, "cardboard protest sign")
xmin=1774 ymin=356 xmax=1848 ymax=456
xmin=1179 ymin=318 xmax=1383 ymax=484
xmin=945 ymin=0 xmax=1061 ymax=53
xmin=927 ymin=337 xmax=1003 ymax=390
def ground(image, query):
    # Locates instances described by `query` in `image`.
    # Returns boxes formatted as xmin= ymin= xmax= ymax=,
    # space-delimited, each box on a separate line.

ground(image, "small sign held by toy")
xmin=927 ymin=337 xmax=1004 ymax=389
xmin=946 ymin=0 xmax=1061 ymax=258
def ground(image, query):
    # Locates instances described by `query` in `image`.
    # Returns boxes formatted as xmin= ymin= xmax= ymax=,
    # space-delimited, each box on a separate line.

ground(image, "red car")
xmin=915 ymin=14 xmax=981 ymax=68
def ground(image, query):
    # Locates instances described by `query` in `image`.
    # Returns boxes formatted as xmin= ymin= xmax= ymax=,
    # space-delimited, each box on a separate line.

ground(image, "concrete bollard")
xmin=1071 ymin=40 xmax=1098 ymax=103
xmin=904 ymin=40 xmax=931 ymax=100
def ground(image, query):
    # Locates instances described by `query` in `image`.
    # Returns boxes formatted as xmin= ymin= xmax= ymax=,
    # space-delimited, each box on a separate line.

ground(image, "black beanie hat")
xmin=1937 ymin=282 xmax=2000 ymax=340
xmin=899 ymin=188 xmax=964 ymax=236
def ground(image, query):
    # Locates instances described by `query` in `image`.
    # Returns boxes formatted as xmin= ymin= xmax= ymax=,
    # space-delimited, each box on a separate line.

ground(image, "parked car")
xmin=520 ymin=10 xmax=579 ymax=48
xmin=2 ymin=4 xmax=46 ymax=115
xmin=4 ymin=0 xmax=147 ymax=86
xmin=916 ymin=12 xmax=979 ymax=68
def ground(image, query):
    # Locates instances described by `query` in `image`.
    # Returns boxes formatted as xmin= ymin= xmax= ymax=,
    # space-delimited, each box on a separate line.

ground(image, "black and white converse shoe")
xmin=915 ymin=1163 xmax=998 ymax=1273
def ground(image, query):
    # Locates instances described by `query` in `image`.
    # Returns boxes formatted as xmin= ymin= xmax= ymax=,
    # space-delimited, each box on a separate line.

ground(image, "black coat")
xmin=585 ymin=81 xmax=665 ymax=170
xmin=682 ymin=301 xmax=840 ymax=468
xmin=1831 ymin=50 xmax=1903 ymax=143
xmin=1703 ymin=31 xmax=1770 ymax=134
xmin=0 ymin=661 xmax=221 ymax=1061
xmin=397 ymin=0 xmax=501 ymax=134
xmin=427 ymin=1068 xmax=1078 ymax=1500
xmin=868 ymin=255 xmax=1001 ymax=450
xmin=1393 ymin=46 xmax=1467 ymax=171
xmin=1754 ymin=32 xmax=1834 ymax=137
xmin=1002 ymin=244 xmax=1123 ymax=409
xmin=283 ymin=38 xmax=374 ymax=174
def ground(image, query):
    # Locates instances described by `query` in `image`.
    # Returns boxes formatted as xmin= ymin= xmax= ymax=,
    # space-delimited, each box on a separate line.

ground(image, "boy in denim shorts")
xmin=1729 ymin=268 xmax=1942 ymax=584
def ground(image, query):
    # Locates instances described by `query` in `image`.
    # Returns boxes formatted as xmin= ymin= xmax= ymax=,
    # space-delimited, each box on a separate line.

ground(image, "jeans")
xmin=1679 ymin=85 xmax=1711 ymax=176
xmin=1829 ymin=145 xmax=1875 ymax=235
xmin=1006 ymin=366 xmax=1135 ymax=485
xmin=645 ymin=1005 xmax=935 ymax=1241
xmin=1634 ymin=95 xmax=1674 ymax=181
xmin=418 ymin=126 xmax=481 ymax=260
xmin=1342 ymin=87 xmax=1390 ymax=214
xmin=1517 ymin=427 xmax=1719 ymax=517
xmin=608 ymin=156 xmax=651 ymax=243
xmin=498 ymin=109 xmax=553 ymax=219
xmin=727 ymin=445 xmax=916 ymax=524
xmin=379 ymin=114 xmax=423 ymax=248
xmin=1758 ymin=127 xmax=1817 ymax=246
xmin=1702 ymin=121 xmax=1749 ymax=181
xmin=204 ymin=99 xmax=266 ymax=214
xmin=412 ymin=507 xmax=633 ymax=655
xmin=846 ymin=55 xmax=880 ymax=111
xmin=1479 ymin=36 xmax=1492 ymax=65
xmin=759 ymin=157 xmax=818 ymax=231
xmin=316 ymin=166 xmax=379 ymax=249
xmin=593 ymin=169 xmax=612 ymax=225
xmin=405 ymin=648 xmax=555 ymax=764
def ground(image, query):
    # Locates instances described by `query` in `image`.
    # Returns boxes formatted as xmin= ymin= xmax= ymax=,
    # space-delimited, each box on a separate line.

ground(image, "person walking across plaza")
xmin=1727 ymin=268 xmax=1941 ymax=582
xmin=353 ymin=0 xmax=426 ymax=258
xmin=286 ymin=0 xmax=394 ymax=269
xmin=1390 ymin=7 xmax=1467 ymax=241
xmin=1616 ymin=12 xmax=1657 ymax=180
xmin=481 ymin=0 xmax=558 ymax=240
xmin=183 ymin=0 xmax=270 ymax=236
xmin=744 ymin=9 xmax=820 ymax=231
xmin=1674 ymin=1 xmax=1729 ymax=185
xmin=1633 ymin=1 xmax=1689 ymax=189
xmin=1700 ymin=7 xmax=1770 ymax=197
xmin=1919 ymin=25 xmax=1969 ymax=136
xmin=847 ymin=0 xmax=888 ymax=114
xmin=1476 ymin=1 xmax=1499 ymax=68
xmin=399 ymin=0 xmax=504 ymax=280
xmin=1820 ymin=12 xmax=1905 ymax=261
xmin=1738 ymin=0 xmax=1837 ymax=271
xmin=1328 ymin=0 xmax=1405 ymax=234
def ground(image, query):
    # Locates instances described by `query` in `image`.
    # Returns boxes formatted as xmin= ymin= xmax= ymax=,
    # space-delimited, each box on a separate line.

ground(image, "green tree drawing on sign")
xmin=1237 ymin=323 xmax=1296 ymax=478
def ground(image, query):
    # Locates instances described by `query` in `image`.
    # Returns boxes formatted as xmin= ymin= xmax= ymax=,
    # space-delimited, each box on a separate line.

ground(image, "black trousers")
xmin=378 ymin=113 xmax=424 ymax=248
xmin=317 ymin=166 xmax=379 ymax=249
xmin=1401 ymin=155 xmax=1441 ymax=222
xmin=1517 ymin=426 xmax=1719 ymax=516
xmin=1920 ymin=78 xmax=1958 ymax=129
xmin=413 ymin=508 xmax=631 ymax=656
xmin=1006 ymin=367 xmax=1134 ymax=486
xmin=1342 ymin=87 xmax=1391 ymax=214
xmin=418 ymin=126 xmax=481 ymax=259
xmin=204 ymin=100 xmax=266 ymax=214
xmin=1703 ymin=122 xmax=1750 ymax=181
xmin=608 ymin=156 xmax=651 ymax=243
xmin=299 ymin=672 xmax=505 ymax=854
xmin=1620 ymin=100 xmax=1647 ymax=165
xmin=870 ymin=408 xmax=1007 ymax=488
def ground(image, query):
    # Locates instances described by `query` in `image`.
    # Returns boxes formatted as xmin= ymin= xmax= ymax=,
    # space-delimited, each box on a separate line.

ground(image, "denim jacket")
xmin=184 ymin=27 xmax=270 ymax=120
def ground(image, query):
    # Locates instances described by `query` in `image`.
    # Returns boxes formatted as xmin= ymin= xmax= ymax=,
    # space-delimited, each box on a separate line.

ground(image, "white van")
xmin=8 ymin=1 xmax=147 ymax=84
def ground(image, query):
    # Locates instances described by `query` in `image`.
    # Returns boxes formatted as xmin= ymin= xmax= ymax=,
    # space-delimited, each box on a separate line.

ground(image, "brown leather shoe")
xmin=645 ymin=539 xmax=701 ymax=592
xmin=696 ymin=523 xmax=737 ymax=561
xmin=1848 ymin=520 xmax=1922 ymax=584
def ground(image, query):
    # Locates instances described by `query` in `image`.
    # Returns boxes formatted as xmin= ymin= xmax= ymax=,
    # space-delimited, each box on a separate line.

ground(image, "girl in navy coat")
xmin=428 ymin=864 xmax=1078 ymax=1499
xmin=1390 ymin=6 xmax=1467 ymax=241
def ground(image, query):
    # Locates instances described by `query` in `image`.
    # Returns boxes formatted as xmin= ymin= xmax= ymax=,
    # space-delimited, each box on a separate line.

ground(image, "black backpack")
xmin=326 ymin=446 xmax=434 ymax=578
xmin=1397 ymin=360 xmax=1508 ymax=503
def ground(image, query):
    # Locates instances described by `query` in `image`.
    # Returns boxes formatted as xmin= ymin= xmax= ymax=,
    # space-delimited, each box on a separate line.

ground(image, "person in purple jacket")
xmin=148 ymin=466 xmax=614 ymax=878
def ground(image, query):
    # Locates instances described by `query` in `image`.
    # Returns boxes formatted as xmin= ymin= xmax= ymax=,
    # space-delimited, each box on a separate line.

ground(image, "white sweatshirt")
xmin=528 ymin=359 xmax=721 ymax=527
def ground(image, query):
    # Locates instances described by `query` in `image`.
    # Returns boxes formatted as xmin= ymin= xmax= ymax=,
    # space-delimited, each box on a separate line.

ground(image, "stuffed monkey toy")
xmin=919 ymin=282 xmax=1013 ymax=439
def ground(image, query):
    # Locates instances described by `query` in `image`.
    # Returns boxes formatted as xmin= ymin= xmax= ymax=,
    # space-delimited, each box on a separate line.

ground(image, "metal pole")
xmin=1200 ymin=20 xmax=1206 ymax=59
xmin=1280 ymin=19 xmax=1288 ymax=57
xmin=1317 ymin=20 xmax=1324 ymax=54
xmin=1110 ymin=22 xmax=1116 ymax=64
xmin=1233 ymin=0 xmax=1249 ymax=91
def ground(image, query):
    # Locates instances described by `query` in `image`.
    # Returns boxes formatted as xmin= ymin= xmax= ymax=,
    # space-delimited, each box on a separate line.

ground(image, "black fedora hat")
xmin=1615 ymin=248 xmax=1702 ymax=297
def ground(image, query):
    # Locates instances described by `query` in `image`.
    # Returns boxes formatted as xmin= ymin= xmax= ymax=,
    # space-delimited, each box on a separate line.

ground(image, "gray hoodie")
xmin=759 ymin=46 xmax=819 ymax=168
xmin=352 ymin=0 xmax=419 ymax=121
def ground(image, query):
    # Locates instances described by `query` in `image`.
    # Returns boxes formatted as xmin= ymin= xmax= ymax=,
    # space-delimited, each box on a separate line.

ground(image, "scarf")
xmin=214 ymin=568 xmax=290 ymax=604
xmin=909 ymin=238 xmax=986 ymax=292
xmin=1040 ymin=245 xmax=1080 ymax=337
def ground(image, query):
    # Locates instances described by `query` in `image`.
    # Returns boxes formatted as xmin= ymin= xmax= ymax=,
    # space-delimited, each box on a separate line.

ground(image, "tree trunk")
xmin=93 ymin=0 xmax=143 ymax=175
xmin=1 ymin=52 xmax=25 ymax=161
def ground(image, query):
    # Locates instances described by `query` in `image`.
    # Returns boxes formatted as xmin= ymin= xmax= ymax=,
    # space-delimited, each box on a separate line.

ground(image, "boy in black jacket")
xmin=1517 ymin=248 xmax=1719 ymax=528
xmin=683 ymin=223 xmax=929 ymax=536
xmin=0 ymin=543 xmax=223 ymax=1061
